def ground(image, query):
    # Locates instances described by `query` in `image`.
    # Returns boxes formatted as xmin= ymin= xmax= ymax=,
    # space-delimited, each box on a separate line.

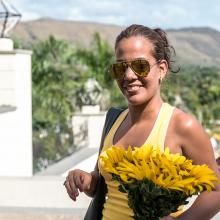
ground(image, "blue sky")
xmin=13 ymin=0 xmax=220 ymax=30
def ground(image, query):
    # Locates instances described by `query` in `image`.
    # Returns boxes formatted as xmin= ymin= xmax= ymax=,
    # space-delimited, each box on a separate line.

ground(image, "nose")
xmin=123 ymin=65 xmax=138 ymax=80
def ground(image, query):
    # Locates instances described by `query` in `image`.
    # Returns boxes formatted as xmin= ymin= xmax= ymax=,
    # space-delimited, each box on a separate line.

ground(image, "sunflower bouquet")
xmin=100 ymin=144 xmax=218 ymax=220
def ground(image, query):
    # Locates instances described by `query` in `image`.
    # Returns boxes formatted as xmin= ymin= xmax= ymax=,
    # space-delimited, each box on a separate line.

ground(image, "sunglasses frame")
xmin=111 ymin=58 xmax=159 ymax=79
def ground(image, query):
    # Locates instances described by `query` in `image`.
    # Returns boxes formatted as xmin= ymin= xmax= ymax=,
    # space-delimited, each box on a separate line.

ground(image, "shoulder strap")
xmin=85 ymin=108 xmax=123 ymax=220
xmin=84 ymin=108 xmax=124 ymax=220
xmin=98 ymin=107 xmax=124 ymax=154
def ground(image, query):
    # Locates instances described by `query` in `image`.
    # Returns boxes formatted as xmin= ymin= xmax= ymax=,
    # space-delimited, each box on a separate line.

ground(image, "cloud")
xmin=21 ymin=11 xmax=41 ymax=21
xmin=10 ymin=0 xmax=220 ymax=31
xmin=13 ymin=0 xmax=41 ymax=21
xmin=67 ymin=0 xmax=128 ymax=25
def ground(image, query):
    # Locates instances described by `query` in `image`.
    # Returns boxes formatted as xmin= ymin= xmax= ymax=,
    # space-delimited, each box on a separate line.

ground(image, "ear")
xmin=158 ymin=59 xmax=168 ymax=80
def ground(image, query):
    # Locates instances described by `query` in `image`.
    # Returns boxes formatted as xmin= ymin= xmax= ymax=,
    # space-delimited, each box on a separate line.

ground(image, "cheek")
xmin=145 ymin=71 xmax=160 ymax=87
xmin=116 ymin=79 xmax=123 ymax=88
xmin=117 ymin=80 xmax=126 ymax=95
xmin=140 ymin=76 xmax=159 ymax=93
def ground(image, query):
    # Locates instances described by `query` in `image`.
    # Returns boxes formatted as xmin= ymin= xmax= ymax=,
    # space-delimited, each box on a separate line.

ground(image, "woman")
xmin=64 ymin=24 xmax=220 ymax=219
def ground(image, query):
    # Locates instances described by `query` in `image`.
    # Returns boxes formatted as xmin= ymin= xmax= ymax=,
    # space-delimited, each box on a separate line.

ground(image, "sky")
xmin=10 ymin=0 xmax=220 ymax=31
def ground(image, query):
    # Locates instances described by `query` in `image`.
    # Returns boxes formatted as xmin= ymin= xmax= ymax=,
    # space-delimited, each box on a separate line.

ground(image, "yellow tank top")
xmin=98 ymin=103 xmax=180 ymax=220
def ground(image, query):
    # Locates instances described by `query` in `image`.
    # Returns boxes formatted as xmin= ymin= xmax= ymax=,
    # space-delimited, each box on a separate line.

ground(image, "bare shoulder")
xmin=172 ymin=107 xmax=207 ymax=138
xmin=170 ymin=107 xmax=216 ymax=165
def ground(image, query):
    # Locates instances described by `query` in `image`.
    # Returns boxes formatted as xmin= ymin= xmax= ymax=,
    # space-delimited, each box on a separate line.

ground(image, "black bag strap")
xmin=84 ymin=107 xmax=124 ymax=220
xmin=98 ymin=107 xmax=124 ymax=155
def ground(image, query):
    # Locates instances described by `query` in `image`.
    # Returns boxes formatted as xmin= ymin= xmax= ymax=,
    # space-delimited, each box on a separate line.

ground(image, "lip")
xmin=123 ymin=84 xmax=142 ymax=93
xmin=123 ymin=83 xmax=142 ymax=87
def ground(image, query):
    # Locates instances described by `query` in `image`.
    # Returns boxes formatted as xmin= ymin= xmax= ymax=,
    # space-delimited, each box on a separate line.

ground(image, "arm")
xmin=83 ymin=164 xmax=100 ymax=197
xmin=65 ymin=146 xmax=103 ymax=199
xmin=174 ymin=113 xmax=220 ymax=220
xmin=83 ymin=114 xmax=109 ymax=197
xmin=65 ymin=109 xmax=109 ymax=199
xmin=84 ymin=108 xmax=121 ymax=197
xmin=64 ymin=108 xmax=122 ymax=200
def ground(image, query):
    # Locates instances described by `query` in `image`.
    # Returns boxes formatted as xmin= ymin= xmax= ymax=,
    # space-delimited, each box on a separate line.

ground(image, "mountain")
xmin=12 ymin=18 xmax=123 ymax=47
xmin=167 ymin=27 xmax=220 ymax=67
xmin=12 ymin=18 xmax=220 ymax=67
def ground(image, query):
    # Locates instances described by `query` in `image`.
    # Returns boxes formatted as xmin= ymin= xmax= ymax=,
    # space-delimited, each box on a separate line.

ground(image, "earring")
xmin=159 ymin=76 xmax=162 ymax=84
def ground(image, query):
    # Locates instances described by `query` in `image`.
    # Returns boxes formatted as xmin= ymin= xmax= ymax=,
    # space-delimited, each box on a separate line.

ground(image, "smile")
xmin=123 ymin=85 xmax=141 ymax=92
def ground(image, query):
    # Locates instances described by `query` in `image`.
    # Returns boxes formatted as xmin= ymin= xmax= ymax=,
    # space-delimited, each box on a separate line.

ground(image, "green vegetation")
xmin=162 ymin=66 xmax=220 ymax=128
xmin=31 ymin=36 xmax=79 ymax=171
xmin=14 ymin=34 xmax=220 ymax=172
xmin=73 ymin=33 xmax=127 ymax=109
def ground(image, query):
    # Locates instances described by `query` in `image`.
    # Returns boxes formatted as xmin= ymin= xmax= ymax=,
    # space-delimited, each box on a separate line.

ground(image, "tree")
xmin=162 ymin=66 xmax=220 ymax=128
xmin=74 ymin=32 xmax=127 ymax=109
xmin=32 ymin=36 xmax=81 ymax=171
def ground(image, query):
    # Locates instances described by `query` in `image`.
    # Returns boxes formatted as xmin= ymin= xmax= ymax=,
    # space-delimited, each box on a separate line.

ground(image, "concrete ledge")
xmin=0 ymin=49 xmax=32 ymax=55
xmin=0 ymin=176 xmax=91 ymax=209
xmin=0 ymin=105 xmax=16 ymax=113
xmin=37 ymin=147 xmax=99 ymax=175
xmin=0 ymin=207 xmax=86 ymax=214
xmin=0 ymin=207 xmax=86 ymax=220
xmin=0 ymin=207 xmax=87 ymax=214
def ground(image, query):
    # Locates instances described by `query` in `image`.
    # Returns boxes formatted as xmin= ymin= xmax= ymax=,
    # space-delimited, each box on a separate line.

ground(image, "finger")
xmin=65 ymin=175 xmax=79 ymax=200
xmin=67 ymin=173 xmax=81 ymax=197
xmin=74 ymin=175 xmax=84 ymax=192
xmin=63 ymin=180 xmax=74 ymax=200
xmin=64 ymin=179 xmax=78 ymax=201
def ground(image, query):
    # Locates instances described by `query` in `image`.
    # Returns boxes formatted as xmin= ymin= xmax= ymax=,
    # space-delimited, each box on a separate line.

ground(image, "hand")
xmin=63 ymin=169 xmax=92 ymax=201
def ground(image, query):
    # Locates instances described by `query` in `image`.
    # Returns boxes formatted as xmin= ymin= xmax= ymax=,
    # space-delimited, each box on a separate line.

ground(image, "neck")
xmin=128 ymin=96 xmax=163 ymax=123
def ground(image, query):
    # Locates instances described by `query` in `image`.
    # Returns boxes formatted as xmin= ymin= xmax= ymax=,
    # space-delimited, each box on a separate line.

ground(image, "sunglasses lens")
xmin=131 ymin=59 xmax=150 ymax=77
xmin=111 ymin=59 xmax=151 ymax=79
xmin=111 ymin=62 xmax=126 ymax=79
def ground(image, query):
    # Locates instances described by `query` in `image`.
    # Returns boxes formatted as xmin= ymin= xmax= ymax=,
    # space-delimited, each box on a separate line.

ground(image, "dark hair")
xmin=115 ymin=24 xmax=179 ymax=73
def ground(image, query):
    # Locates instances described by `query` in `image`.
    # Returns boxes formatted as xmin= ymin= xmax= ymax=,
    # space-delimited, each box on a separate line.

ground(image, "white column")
xmin=0 ymin=39 xmax=33 ymax=176
xmin=72 ymin=105 xmax=106 ymax=149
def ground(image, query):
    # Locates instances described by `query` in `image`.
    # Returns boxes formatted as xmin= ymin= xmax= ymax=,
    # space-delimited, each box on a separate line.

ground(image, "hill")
xmin=12 ymin=18 xmax=220 ymax=67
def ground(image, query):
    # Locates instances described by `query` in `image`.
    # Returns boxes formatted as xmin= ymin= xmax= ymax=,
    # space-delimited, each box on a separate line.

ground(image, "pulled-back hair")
xmin=115 ymin=24 xmax=179 ymax=73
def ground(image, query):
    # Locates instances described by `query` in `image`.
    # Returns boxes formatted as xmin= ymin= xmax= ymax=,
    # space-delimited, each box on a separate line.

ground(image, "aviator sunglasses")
xmin=111 ymin=58 xmax=159 ymax=79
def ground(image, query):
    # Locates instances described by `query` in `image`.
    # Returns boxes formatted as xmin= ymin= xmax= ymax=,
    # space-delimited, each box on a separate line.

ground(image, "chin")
xmin=126 ymin=95 xmax=148 ymax=106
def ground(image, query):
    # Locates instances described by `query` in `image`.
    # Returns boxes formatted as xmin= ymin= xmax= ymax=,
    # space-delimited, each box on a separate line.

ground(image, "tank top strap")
xmin=145 ymin=103 xmax=175 ymax=152
xmin=102 ymin=109 xmax=129 ymax=152
xmin=102 ymin=103 xmax=174 ymax=152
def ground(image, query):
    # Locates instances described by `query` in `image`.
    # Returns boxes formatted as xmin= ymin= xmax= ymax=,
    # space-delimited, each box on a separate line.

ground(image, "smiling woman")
xmin=64 ymin=24 xmax=220 ymax=220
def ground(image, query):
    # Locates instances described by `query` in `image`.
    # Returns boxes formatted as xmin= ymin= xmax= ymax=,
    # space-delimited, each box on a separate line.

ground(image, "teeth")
xmin=126 ymin=85 xmax=140 ymax=92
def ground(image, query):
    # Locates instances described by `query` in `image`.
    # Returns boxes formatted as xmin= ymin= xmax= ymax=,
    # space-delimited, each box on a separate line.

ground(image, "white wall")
xmin=72 ymin=106 xmax=106 ymax=149
xmin=0 ymin=49 xmax=33 ymax=177
xmin=0 ymin=53 xmax=16 ymax=105
xmin=0 ymin=176 xmax=91 ymax=209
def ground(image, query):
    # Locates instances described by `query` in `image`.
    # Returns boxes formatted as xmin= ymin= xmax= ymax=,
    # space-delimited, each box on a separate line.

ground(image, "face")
xmin=115 ymin=36 xmax=167 ymax=106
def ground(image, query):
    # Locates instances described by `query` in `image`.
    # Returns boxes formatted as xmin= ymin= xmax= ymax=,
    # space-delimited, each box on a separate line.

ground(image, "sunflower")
xmin=100 ymin=145 xmax=218 ymax=220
